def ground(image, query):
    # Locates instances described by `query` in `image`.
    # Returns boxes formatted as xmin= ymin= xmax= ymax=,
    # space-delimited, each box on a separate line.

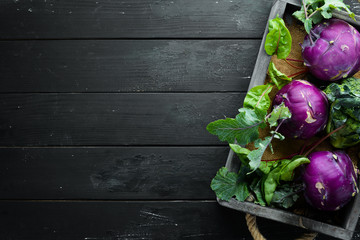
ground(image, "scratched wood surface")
xmin=0 ymin=40 xmax=258 ymax=93
xmin=0 ymin=147 xmax=228 ymax=199
xmin=0 ymin=93 xmax=243 ymax=146
xmin=1 ymin=0 xmax=360 ymax=239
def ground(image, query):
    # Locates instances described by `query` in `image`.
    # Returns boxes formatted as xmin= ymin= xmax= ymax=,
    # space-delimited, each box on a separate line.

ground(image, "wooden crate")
xmin=217 ymin=0 xmax=360 ymax=239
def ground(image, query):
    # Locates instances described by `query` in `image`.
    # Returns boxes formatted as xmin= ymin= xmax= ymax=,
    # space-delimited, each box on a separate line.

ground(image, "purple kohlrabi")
xmin=302 ymin=151 xmax=358 ymax=211
xmin=272 ymin=80 xmax=328 ymax=139
xmin=301 ymin=19 xmax=360 ymax=81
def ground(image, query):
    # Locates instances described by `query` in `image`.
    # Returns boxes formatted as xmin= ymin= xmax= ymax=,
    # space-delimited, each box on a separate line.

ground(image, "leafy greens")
xmin=207 ymin=15 xmax=312 ymax=209
xmin=265 ymin=16 xmax=292 ymax=59
xmin=293 ymin=0 xmax=355 ymax=34
xmin=324 ymin=77 xmax=360 ymax=148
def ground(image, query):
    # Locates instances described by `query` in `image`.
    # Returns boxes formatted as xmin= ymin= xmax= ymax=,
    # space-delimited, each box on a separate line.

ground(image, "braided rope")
xmin=245 ymin=195 xmax=318 ymax=240
xmin=245 ymin=213 xmax=267 ymax=240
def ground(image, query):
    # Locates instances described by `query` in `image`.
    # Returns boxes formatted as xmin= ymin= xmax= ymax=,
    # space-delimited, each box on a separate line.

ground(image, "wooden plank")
xmin=0 ymin=40 xmax=258 ymax=93
xmin=0 ymin=0 xmax=275 ymax=39
xmin=0 ymin=201 xmax=321 ymax=240
xmin=0 ymin=147 xmax=229 ymax=199
xmin=1 ymin=0 xmax=359 ymax=39
xmin=0 ymin=93 xmax=243 ymax=146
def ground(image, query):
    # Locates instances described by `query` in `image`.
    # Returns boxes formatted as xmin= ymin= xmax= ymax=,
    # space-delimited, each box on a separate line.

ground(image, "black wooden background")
xmin=1 ymin=0 xmax=360 ymax=239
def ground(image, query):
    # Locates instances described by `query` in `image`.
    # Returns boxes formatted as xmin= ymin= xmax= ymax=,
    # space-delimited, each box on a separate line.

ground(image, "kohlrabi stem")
xmin=262 ymin=142 xmax=307 ymax=162
xmin=303 ymin=124 xmax=346 ymax=157
xmin=299 ymin=142 xmax=308 ymax=155
xmin=284 ymin=59 xmax=307 ymax=70
xmin=308 ymin=32 xmax=314 ymax=45
xmin=302 ymin=0 xmax=308 ymax=19
xmin=259 ymin=119 xmax=286 ymax=162
xmin=287 ymin=69 xmax=308 ymax=78
xmin=302 ymin=0 xmax=314 ymax=44
xmin=286 ymin=58 xmax=304 ymax=63
xmin=308 ymin=9 xmax=320 ymax=20
xmin=262 ymin=125 xmax=346 ymax=162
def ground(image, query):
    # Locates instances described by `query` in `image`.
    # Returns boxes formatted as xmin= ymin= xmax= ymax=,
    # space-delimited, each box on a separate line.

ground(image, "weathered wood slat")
xmin=0 ymin=0 xmax=275 ymax=39
xmin=0 ymin=93 xmax=243 ymax=146
xmin=0 ymin=147 xmax=229 ymax=199
xmin=0 ymin=40 xmax=258 ymax=93
xmin=1 ymin=0 xmax=359 ymax=39
xmin=0 ymin=201 xmax=323 ymax=240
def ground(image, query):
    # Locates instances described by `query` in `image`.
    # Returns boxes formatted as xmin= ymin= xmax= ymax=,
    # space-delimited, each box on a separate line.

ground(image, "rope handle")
xmin=245 ymin=195 xmax=318 ymax=240
xmin=245 ymin=213 xmax=317 ymax=240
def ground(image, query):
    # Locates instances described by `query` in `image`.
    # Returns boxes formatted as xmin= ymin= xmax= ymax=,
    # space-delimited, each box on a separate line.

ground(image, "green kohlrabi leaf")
xmin=229 ymin=143 xmax=251 ymax=165
xmin=230 ymin=143 xmax=278 ymax=174
xmin=324 ymin=77 xmax=360 ymax=148
xmin=267 ymin=102 xmax=292 ymax=128
xmin=248 ymin=136 xmax=272 ymax=173
xmin=321 ymin=0 xmax=355 ymax=20
xmin=292 ymin=10 xmax=306 ymax=23
xmin=310 ymin=10 xmax=324 ymax=24
xmin=271 ymin=183 xmax=303 ymax=209
xmin=250 ymin=178 xmax=266 ymax=206
xmin=265 ymin=16 xmax=292 ymax=59
xmin=280 ymin=156 xmax=310 ymax=181
xmin=206 ymin=108 xmax=266 ymax=145
xmin=263 ymin=155 xmax=309 ymax=205
xmin=327 ymin=110 xmax=360 ymax=148
xmin=263 ymin=160 xmax=286 ymax=205
xmin=210 ymin=166 xmax=250 ymax=201
xmin=293 ymin=0 xmax=355 ymax=34
xmin=268 ymin=62 xmax=292 ymax=90
xmin=243 ymin=84 xmax=273 ymax=115
xmin=304 ymin=19 xmax=313 ymax=34
xmin=292 ymin=0 xmax=324 ymax=23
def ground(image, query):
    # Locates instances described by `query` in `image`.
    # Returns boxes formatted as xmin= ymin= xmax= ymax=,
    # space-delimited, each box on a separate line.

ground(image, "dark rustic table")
xmin=1 ymin=0 xmax=360 ymax=239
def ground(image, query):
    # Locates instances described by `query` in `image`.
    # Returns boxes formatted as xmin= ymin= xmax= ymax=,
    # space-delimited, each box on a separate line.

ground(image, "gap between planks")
xmin=0 ymin=91 xmax=248 ymax=94
xmin=0 ymin=37 xmax=262 ymax=41
xmin=0 ymin=145 xmax=229 ymax=148
xmin=0 ymin=199 xmax=218 ymax=203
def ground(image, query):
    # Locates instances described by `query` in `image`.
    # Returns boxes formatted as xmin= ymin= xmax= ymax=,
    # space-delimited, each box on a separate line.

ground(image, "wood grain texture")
xmin=1 ymin=0 xmax=359 ymax=39
xmin=0 ymin=0 xmax=275 ymax=39
xmin=0 ymin=93 xmax=243 ymax=146
xmin=0 ymin=147 xmax=229 ymax=199
xmin=0 ymin=40 xmax=258 ymax=93
xmin=0 ymin=201 xmax=324 ymax=240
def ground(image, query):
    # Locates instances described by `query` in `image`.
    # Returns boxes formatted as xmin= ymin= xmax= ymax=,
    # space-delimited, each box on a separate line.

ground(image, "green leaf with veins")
xmin=243 ymin=84 xmax=273 ymax=115
xmin=263 ymin=160 xmax=286 ymax=205
xmin=229 ymin=144 xmax=251 ymax=165
xmin=280 ymin=156 xmax=310 ymax=181
xmin=292 ymin=10 xmax=306 ymax=23
xmin=292 ymin=0 xmax=355 ymax=34
xmin=324 ymin=77 xmax=360 ymax=148
xmin=268 ymin=61 xmax=292 ymax=90
xmin=304 ymin=19 xmax=313 ymax=34
xmin=206 ymin=108 xmax=266 ymax=145
xmin=248 ymin=136 xmax=272 ymax=173
xmin=230 ymin=143 xmax=277 ymax=174
xmin=321 ymin=0 xmax=355 ymax=20
xmin=265 ymin=16 xmax=292 ymax=59
xmin=311 ymin=11 xmax=325 ymax=24
xmin=267 ymin=102 xmax=292 ymax=128
xmin=263 ymin=156 xmax=309 ymax=205
xmin=210 ymin=166 xmax=250 ymax=201
xmin=250 ymin=178 xmax=266 ymax=206
xmin=271 ymin=183 xmax=303 ymax=209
